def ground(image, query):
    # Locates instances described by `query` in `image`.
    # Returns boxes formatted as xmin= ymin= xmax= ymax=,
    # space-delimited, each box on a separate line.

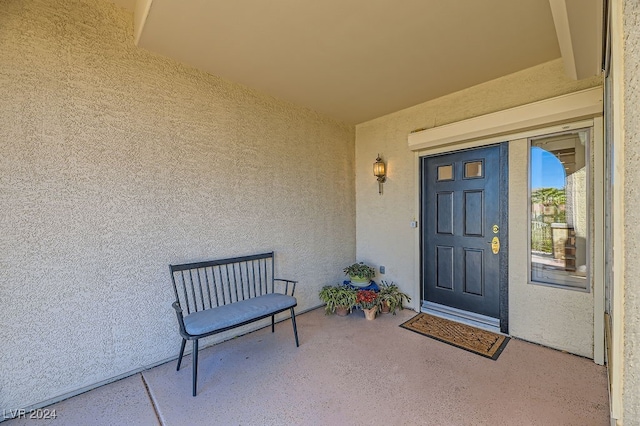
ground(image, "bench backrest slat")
xmin=250 ymin=260 xmax=257 ymax=298
xmin=210 ymin=267 xmax=219 ymax=307
xmin=170 ymin=252 xmax=276 ymax=314
xmin=203 ymin=269 xmax=212 ymax=310
xmin=195 ymin=269 xmax=205 ymax=311
xmin=224 ymin=266 xmax=232 ymax=304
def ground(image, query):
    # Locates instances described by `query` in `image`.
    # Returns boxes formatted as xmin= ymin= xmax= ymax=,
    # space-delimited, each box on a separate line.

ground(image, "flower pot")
xmin=335 ymin=306 xmax=350 ymax=316
xmin=349 ymin=275 xmax=371 ymax=288
xmin=363 ymin=307 xmax=377 ymax=320
xmin=380 ymin=301 xmax=390 ymax=314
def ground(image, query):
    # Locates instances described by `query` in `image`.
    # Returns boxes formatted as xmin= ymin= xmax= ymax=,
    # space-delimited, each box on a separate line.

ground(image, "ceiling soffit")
xmin=135 ymin=1 xmax=565 ymax=124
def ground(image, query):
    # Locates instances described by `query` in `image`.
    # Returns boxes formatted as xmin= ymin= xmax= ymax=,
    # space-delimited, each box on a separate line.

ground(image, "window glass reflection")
xmin=437 ymin=165 xmax=453 ymax=181
xmin=464 ymin=161 xmax=483 ymax=178
xmin=530 ymin=130 xmax=588 ymax=290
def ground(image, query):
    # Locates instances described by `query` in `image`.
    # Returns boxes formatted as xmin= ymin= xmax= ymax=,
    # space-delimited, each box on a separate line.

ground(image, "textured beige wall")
xmin=623 ymin=0 xmax=640 ymax=421
xmin=0 ymin=0 xmax=354 ymax=411
xmin=355 ymin=60 xmax=602 ymax=350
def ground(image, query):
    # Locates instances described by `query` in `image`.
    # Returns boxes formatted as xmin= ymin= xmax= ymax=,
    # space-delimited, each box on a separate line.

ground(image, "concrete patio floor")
xmin=5 ymin=307 xmax=610 ymax=425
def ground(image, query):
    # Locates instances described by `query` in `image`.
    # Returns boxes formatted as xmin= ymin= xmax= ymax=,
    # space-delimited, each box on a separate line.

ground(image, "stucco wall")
xmin=623 ymin=0 xmax=640 ymax=422
xmin=0 ymin=0 xmax=355 ymax=411
xmin=355 ymin=60 xmax=601 ymax=352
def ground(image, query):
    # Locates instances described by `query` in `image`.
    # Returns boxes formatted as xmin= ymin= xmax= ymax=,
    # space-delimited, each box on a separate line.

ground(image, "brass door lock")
xmin=491 ymin=236 xmax=500 ymax=254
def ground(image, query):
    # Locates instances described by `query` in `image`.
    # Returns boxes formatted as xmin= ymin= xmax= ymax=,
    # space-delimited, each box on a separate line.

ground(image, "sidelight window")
xmin=529 ymin=129 xmax=589 ymax=291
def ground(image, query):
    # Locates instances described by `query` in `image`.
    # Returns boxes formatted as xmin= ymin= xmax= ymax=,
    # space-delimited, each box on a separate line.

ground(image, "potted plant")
xmin=343 ymin=262 xmax=376 ymax=287
xmin=319 ymin=284 xmax=357 ymax=316
xmin=377 ymin=281 xmax=411 ymax=315
xmin=356 ymin=289 xmax=379 ymax=320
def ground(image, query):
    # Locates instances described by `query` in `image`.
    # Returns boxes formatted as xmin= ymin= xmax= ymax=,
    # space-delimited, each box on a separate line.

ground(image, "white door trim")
xmin=593 ymin=116 xmax=605 ymax=365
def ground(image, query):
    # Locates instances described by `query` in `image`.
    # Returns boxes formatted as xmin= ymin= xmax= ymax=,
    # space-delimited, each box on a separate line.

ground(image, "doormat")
xmin=400 ymin=313 xmax=509 ymax=360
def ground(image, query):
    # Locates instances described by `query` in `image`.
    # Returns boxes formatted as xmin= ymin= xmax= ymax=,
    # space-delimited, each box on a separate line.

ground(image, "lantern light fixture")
xmin=373 ymin=154 xmax=386 ymax=194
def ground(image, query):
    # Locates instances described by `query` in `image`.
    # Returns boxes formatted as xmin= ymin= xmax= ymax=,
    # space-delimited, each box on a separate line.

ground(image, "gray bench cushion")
xmin=183 ymin=293 xmax=297 ymax=336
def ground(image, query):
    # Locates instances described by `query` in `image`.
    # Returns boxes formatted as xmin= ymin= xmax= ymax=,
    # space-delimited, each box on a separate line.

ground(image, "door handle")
xmin=489 ymin=236 xmax=500 ymax=254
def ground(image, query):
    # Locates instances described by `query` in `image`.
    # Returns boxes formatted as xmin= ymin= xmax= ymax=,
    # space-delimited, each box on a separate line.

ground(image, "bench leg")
xmin=192 ymin=339 xmax=199 ymax=397
xmin=271 ymin=315 xmax=275 ymax=333
xmin=176 ymin=338 xmax=187 ymax=371
xmin=290 ymin=307 xmax=299 ymax=347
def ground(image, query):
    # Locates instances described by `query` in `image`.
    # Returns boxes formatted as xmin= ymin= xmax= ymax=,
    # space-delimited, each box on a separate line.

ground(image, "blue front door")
xmin=422 ymin=145 xmax=505 ymax=319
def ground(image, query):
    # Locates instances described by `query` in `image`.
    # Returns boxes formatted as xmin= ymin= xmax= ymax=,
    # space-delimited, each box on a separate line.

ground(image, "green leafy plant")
xmin=343 ymin=262 xmax=376 ymax=280
xmin=377 ymin=281 xmax=411 ymax=314
xmin=355 ymin=289 xmax=379 ymax=310
xmin=319 ymin=284 xmax=357 ymax=314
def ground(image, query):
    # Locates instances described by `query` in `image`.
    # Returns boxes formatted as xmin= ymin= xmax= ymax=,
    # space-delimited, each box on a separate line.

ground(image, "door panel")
xmin=464 ymin=190 xmax=484 ymax=236
xmin=436 ymin=246 xmax=454 ymax=290
xmin=437 ymin=192 xmax=454 ymax=234
xmin=422 ymin=145 xmax=502 ymax=319
xmin=464 ymin=249 xmax=484 ymax=296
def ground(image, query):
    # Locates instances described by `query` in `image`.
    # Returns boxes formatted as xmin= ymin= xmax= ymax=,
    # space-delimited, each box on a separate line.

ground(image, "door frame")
xmin=419 ymin=143 xmax=509 ymax=334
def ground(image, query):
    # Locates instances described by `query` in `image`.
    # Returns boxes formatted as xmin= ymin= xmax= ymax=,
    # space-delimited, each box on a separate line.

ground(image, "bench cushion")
xmin=183 ymin=293 xmax=297 ymax=336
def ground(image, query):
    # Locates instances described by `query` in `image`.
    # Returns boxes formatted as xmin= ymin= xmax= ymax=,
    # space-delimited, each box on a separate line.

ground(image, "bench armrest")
xmin=172 ymin=301 xmax=189 ymax=338
xmin=274 ymin=278 xmax=298 ymax=296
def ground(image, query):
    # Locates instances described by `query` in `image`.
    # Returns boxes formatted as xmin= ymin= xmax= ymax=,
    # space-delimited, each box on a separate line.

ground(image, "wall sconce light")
xmin=373 ymin=154 xmax=386 ymax=194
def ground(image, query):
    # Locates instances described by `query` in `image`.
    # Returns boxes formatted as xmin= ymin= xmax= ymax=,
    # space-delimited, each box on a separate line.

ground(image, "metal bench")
xmin=170 ymin=252 xmax=299 ymax=396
